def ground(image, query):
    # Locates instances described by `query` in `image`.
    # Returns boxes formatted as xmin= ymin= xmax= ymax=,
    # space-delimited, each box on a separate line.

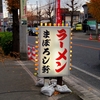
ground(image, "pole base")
xmin=20 ymin=53 xmax=28 ymax=60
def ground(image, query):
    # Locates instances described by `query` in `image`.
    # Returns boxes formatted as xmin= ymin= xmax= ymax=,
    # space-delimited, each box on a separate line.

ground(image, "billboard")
xmin=56 ymin=0 xmax=62 ymax=25
xmin=38 ymin=26 xmax=71 ymax=77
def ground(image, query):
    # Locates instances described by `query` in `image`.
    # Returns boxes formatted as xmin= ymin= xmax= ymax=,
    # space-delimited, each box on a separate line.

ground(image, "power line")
xmin=27 ymin=1 xmax=55 ymax=12
xmin=38 ymin=1 xmax=55 ymax=9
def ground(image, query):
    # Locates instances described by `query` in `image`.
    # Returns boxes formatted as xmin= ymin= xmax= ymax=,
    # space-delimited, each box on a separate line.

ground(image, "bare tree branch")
xmin=64 ymin=0 xmax=83 ymax=26
xmin=42 ymin=0 xmax=54 ymax=24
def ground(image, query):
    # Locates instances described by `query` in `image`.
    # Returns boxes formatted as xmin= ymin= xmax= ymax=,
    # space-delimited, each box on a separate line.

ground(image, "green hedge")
xmin=0 ymin=32 xmax=4 ymax=46
xmin=0 ymin=32 xmax=13 ymax=55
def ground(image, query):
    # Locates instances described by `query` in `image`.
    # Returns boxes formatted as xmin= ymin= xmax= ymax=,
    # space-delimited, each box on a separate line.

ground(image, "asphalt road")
xmin=72 ymin=38 xmax=100 ymax=90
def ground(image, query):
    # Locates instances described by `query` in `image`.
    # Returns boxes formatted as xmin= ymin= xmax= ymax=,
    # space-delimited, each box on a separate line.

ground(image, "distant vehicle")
xmin=27 ymin=27 xmax=31 ymax=32
xmin=87 ymin=24 xmax=100 ymax=31
xmin=87 ymin=20 xmax=100 ymax=31
xmin=28 ymin=27 xmax=37 ymax=36
xmin=7 ymin=27 xmax=12 ymax=32
xmin=75 ymin=23 xmax=82 ymax=31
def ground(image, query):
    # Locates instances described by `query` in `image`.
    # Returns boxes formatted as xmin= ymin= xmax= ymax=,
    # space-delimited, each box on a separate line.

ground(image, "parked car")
xmin=75 ymin=23 xmax=82 ymax=31
xmin=28 ymin=27 xmax=37 ymax=36
xmin=7 ymin=27 xmax=12 ymax=32
xmin=27 ymin=27 xmax=31 ymax=32
xmin=87 ymin=24 xmax=100 ymax=31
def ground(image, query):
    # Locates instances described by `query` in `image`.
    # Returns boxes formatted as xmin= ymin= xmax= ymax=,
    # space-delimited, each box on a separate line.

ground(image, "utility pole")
xmin=0 ymin=0 xmax=3 ymax=32
xmin=19 ymin=0 xmax=28 ymax=60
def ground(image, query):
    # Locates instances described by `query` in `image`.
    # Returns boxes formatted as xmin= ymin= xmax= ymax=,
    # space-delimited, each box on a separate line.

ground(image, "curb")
xmin=63 ymin=74 xmax=100 ymax=100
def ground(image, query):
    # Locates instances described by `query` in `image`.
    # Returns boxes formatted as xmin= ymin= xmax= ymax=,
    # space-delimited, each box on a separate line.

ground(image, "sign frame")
xmin=38 ymin=26 xmax=71 ymax=77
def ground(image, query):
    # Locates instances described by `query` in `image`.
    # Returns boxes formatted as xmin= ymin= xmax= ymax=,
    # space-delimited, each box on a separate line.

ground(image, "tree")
xmin=27 ymin=10 xmax=35 ymax=27
xmin=65 ymin=0 xmax=83 ymax=27
xmin=38 ymin=8 xmax=42 ymax=24
xmin=87 ymin=0 xmax=100 ymax=38
xmin=5 ymin=0 xmax=20 ymax=53
xmin=44 ymin=0 xmax=54 ymax=24
xmin=27 ymin=2 xmax=42 ymax=26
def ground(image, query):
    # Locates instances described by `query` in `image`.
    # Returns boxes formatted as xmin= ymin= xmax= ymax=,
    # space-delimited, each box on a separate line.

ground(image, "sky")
xmin=3 ymin=0 xmax=46 ymax=17
xmin=27 ymin=0 xmax=46 ymax=5
xmin=27 ymin=0 xmax=89 ymax=12
xmin=3 ymin=0 xmax=88 ymax=18
xmin=27 ymin=0 xmax=86 ymax=13
xmin=27 ymin=0 xmax=88 ymax=8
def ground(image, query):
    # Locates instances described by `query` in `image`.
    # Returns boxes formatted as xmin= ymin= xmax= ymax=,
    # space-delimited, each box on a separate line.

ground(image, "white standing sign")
xmin=20 ymin=0 xmax=27 ymax=25
xmin=38 ymin=26 xmax=71 ymax=77
xmin=20 ymin=0 xmax=27 ymax=19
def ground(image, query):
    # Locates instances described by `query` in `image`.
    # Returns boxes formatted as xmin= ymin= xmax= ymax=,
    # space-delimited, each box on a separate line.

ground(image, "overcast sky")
xmin=27 ymin=0 xmax=87 ymax=11
xmin=3 ymin=0 xmax=88 ymax=17
xmin=27 ymin=0 xmax=88 ymax=7
xmin=27 ymin=0 xmax=46 ymax=6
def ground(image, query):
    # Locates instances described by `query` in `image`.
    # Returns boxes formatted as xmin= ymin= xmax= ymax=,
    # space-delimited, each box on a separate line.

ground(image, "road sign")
xmin=20 ymin=0 xmax=27 ymax=25
xmin=87 ymin=20 xmax=96 ymax=25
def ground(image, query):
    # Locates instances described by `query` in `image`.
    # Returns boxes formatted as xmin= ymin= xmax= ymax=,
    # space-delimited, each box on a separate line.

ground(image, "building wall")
xmin=82 ymin=4 xmax=94 ymax=20
xmin=65 ymin=16 xmax=80 ymax=26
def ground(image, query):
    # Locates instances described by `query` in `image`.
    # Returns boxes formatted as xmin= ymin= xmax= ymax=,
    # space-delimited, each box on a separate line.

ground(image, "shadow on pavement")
xmin=58 ymin=93 xmax=83 ymax=100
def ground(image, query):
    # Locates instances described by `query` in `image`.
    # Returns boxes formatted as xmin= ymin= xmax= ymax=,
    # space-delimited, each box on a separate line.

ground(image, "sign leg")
xmin=57 ymin=77 xmax=62 ymax=85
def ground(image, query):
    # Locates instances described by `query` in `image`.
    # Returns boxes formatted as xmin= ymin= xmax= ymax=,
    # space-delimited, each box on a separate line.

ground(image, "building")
xmin=60 ymin=8 xmax=82 ymax=26
xmin=82 ymin=4 xmax=100 ymax=34
xmin=82 ymin=4 xmax=93 ymax=20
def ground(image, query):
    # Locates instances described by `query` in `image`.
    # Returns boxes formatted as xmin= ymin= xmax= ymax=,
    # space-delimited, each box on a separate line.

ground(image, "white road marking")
xmin=72 ymin=65 xmax=100 ymax=80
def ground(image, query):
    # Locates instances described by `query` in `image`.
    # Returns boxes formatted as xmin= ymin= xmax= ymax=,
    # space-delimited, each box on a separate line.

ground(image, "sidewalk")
xmin=0 ymin=59 xmax=82 ymax=100
xmin=1 ymin=59 xmax=100 ymax=100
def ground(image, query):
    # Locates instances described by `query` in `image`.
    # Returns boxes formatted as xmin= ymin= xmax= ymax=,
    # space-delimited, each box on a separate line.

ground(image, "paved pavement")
xmin=0 ymin=59 xmax=82 ymax=100
xmin=0 ymin=32 xmax=100 ymax=100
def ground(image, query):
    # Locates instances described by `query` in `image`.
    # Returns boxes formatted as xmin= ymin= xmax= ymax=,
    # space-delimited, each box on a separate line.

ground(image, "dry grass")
xmin=0 ymin=47 xmax=19 ymax=62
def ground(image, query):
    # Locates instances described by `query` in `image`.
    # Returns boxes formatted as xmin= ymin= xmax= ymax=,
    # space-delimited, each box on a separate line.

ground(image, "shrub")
xmin=0 ymin=32 xmax=13 ymax=55
xmin=0 ymin=32 xmax=5 ymax=46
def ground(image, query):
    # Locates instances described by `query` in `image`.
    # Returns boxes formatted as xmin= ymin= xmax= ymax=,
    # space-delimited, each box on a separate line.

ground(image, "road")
xmin=28 ymin=35 xmax=100 ymax=91
xmin=72 ymin=38 xmax=100 ymax=90
xmin=28 ymin=36 xmax=36 ymax=47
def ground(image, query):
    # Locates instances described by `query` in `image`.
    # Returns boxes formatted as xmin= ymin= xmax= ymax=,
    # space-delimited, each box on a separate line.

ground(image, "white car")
xmin=88 ymin=24 xmax=100 ymax=30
